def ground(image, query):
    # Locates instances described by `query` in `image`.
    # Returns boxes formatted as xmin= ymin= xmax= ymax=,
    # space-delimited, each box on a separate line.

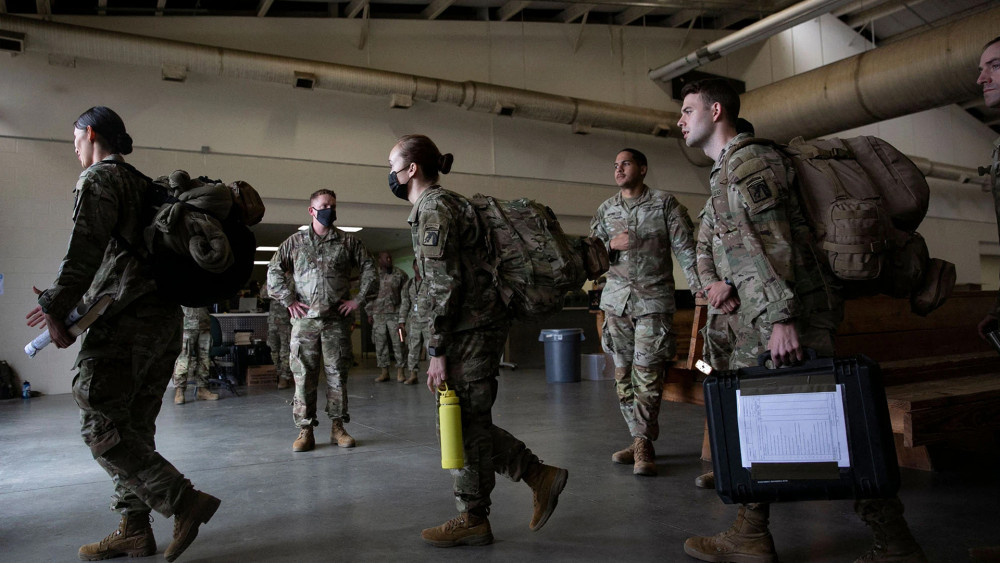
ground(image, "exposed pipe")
xmin=0 ymin=15 xmax=680 ymax=138
xmin=739 ymin=6 xmax=1000 ymax=144
xmin=647 ymin=0 xmax=855 ymax=83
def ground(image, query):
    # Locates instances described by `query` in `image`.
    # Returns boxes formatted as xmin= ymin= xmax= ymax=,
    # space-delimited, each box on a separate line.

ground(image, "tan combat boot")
xmin=164 ymin=488 xmax=221 ymax=562
xmin=403 ymin=370 xmax=418 ymax=385
xmin=174 ymin=387 xmax=186 ymax=405
xmin=396 ymin=366 xmax=406 ymax=382
xmin=292 ymin=427 xmax=315 ymax=452
xmin=611 ymin=441 xmax=635 ymax=464
xmin=330 ymin=420 xmax=356 ymax=448
xmin=684 ymin=503 xmax=778 ymax=563
xmin=196 ymin=387 xmax=219 ymax=401
xmin=375 ymin=367 xmax=390 ymax=382
xmin=854 ymin=498 xmax=928 ymax=563
xmin=277 ymin=377 xmax=290 ymax=389
xmin=633 ymin=437 xmax=657 ymax=476
xmin=522 ymin=462 xmax=568 ymax=531
xmin=695 ymin=470 xmax=716 ymax=489
xmin=421 ymin=513 xmax=493 ymax=547
xmin=78 ymin=513 xmax=155 ymax=561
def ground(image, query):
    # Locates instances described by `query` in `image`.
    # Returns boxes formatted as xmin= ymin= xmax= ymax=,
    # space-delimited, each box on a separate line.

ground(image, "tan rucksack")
xmin=723 ymin=136 xmax=953 ymax=309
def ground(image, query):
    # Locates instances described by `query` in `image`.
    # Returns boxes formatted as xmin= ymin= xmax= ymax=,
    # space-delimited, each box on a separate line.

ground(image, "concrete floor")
xmin=1 ymin=362 xmax=996 ymax=563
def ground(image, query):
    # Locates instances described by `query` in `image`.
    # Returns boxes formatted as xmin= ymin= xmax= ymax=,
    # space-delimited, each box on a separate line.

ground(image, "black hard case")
xmin=703 ymin=354 xmax=900 ymax=504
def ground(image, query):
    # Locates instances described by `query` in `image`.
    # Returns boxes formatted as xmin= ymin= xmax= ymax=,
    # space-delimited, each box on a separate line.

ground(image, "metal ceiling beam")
xmin=346 ymin=0 xmax=367 ymax=18
xmin=422 ymin=0 xmax=456 ymax=20
xmin=666 ymin=8 xmax=701 ymax=27
xmin=559 ymin=3 xmax=596 ymax=23
xmin=257 ymin=0 xmax=275 ymax=17
xmin=614 ymin=6 xmax=655 ymax=25
xmin=156 ymin=0 xmax=167 ymax=17
xmin=35 ymin=0 xmax=50 ymax=16
xmin=98 ymin=0 xmax=107 ymax=16
xmin=844 ymin=0 xmax=925 ymax=28
xmin=832 ymin=0 xmax=893 ymax=17
xmin=497 ymin=0 xmax=530 ymax=21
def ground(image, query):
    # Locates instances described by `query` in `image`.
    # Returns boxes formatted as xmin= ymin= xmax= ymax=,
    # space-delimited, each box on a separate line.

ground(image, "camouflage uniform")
xmin=590 ymin=185 xmax=701 ymax=441
xmin=399 ymin=276 xmax=431 ymax=371
xmin=171 ymin=307 xmax=212 ymax=388
xmin=410 ymin=186 xmax=540 ymax=516
xmin=696 ymin=201 xmax=738 ymax=371
xmin=266 ymin=229 xmax=376 ymax=428
xmin=37 ymin=156 xmax=192 ymax=519
xmin=369 ymin=266 xmax=409 ymax=368
xmin=708 ymin=132 xmax=842 ymax=369
xmin=262 ymin=282 xmax=293 ymax=383
xmin=989 ymin=136 xmax=1000 ymax=316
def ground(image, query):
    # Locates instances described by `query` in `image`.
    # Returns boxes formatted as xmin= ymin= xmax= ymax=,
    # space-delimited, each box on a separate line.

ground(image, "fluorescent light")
xmin=256 ymin=246 xmax=279 ymax=252
xmin=338 ymin=226 xmax=363 ymax=232
xmin=253 ymin=261 xmax=270 ymax=265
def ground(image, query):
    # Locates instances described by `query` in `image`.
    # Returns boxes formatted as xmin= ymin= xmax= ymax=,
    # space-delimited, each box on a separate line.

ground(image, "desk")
xmin=211 ymin=313 xmax=268 ymax=345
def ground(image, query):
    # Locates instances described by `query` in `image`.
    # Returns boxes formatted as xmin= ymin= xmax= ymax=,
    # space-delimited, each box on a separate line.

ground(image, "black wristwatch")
xmin=427 ymin=346 xmax=445 ymax=357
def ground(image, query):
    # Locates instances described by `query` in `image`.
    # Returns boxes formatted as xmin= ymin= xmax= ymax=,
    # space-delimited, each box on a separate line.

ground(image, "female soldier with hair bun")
xmin=26 ymin=106 xmax=220 ymax=562
xmin=387 ymin=134 xmax=568 ymax=548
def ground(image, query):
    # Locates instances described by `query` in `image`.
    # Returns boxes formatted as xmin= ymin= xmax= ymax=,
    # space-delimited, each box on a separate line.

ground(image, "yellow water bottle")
xmin=438 ymin=384 xmax=464 ymax=469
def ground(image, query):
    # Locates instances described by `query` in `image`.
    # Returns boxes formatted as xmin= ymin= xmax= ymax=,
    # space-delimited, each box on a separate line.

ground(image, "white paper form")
xmin=736 ymin=385 xmax=851 ymax=469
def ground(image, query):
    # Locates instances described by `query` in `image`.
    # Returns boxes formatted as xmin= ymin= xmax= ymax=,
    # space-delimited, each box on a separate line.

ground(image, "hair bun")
xmin=439 ymin=153 xmax=454 ymax=175
xmin=116 ymin=133 xmax=134 ymax=155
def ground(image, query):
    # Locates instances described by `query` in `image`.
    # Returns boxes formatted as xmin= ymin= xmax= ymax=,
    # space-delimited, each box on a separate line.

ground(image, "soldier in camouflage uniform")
xmin=171 ymin=306 xmax=220 ymax=404
xmin=369 ymin=251 xmax=409 ymax=382
xmin=261 ymin=279 xmax=293 ymax=389
xmin=398 ymin=259 xmax=429 ymax=385
xmin=25 ymin=107 xmax=220 ymax=562
xmin=388 ymin=134 xmax=567 ymax=548
xmin=590 ymin=148 xmax=701 ymax=477
xmin=678 ymin=78 xmax=924 ymax=563
xmin=267 ymin=189 xmax=377 ymax=452
xmin=978 ymin=37 xmax=1000 ymax=341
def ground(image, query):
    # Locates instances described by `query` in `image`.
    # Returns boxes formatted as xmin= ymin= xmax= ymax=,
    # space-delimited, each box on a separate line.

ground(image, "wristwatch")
xmin=427 ymin=346 xmax=445 ymax=357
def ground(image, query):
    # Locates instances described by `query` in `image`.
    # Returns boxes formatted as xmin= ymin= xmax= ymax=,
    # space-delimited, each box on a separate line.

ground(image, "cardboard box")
xmin=246 ymin=365 xmax=277 ymax=386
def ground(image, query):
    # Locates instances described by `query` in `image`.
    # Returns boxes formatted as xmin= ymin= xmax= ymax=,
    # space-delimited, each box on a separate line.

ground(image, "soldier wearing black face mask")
xmin=267 ymin=189 xmax=378 ymax=452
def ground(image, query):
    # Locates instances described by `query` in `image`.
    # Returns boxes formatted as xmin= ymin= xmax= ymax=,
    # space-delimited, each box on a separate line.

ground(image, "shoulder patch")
xmin=419 ymin=222 xmax=445 ymax=258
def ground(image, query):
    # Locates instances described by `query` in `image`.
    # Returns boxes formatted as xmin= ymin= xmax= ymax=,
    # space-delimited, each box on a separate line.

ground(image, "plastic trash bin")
xmin=538 ymin=328 xmax=585 ymax=383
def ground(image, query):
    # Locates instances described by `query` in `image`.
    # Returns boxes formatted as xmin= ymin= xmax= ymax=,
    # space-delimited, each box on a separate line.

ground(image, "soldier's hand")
xmin=288 ymin=302 xmax=310 ymax=319
xmin=768 ymin=321 xmax=802 ymax=368
xmin=707 ymin=281 xmax=735 ymax=309
xmin=338 ymin=299 xmax=360 ymax=316
xmin=977 ymin=313 xmax=999 ymax=341
xmin=719 ymin=296 xmax=740 ymax=314
xmin=46 ymin=314 xmax=75 ymax=348
xmin=368 ymin=315 xmax=374 ymax=325
xmin=426 ymin=356 xmax=447 ymax=393
xmin=609 ymin=232 xmax=631 ymax=251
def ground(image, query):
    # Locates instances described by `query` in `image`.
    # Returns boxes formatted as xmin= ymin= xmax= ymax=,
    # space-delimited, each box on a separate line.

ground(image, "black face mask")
xmin=315 ymin=207 xmax=336 ymax=227
xmin=389 ymin=170 xmax=409 ymax=201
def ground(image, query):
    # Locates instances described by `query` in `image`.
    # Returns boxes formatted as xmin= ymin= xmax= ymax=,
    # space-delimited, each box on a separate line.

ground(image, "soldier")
xmin=590 ymin=148 xmax=701 ymax=477
xmin=261 ymin=277 xmax=293 ymax=389
xmin=267 ymin=189 xmax=377 ymax=452
xmin=388 ymin=134 xmax=567 ymax=547
xmin=25 ymin=106 xmax=219 ymax=562
xmin=398 ymin=258 xmax=428 ymax=385
xmin=977 ymin=36 xmax=1000 ymax=342
xmin=677 ymin=78 xmax=925 ymax=563
xmin=369 ymin=251 xmax=409 ymax=382
xmin=171 ymin=306 xmax=221 ymax=404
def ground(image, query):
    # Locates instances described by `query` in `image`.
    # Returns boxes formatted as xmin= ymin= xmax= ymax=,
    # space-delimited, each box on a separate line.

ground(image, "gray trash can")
xmin=538 ymin=328 xmax=585 ymax=383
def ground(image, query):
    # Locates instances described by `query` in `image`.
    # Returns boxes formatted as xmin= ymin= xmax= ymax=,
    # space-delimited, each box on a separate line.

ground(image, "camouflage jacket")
xmin=260 ymin=278 xmax=293 ymax=322
xmin=368 ymin=266 xmax=409 ymax=315
xmin=399 ymin=276 xmax=430 ymax=326
xmin=38 ymin=155 xmax=158 ymax=322
xmin=182 ymin=306 xmax=211 ymax=331
xmin=266 ymin=226 xmax=377 ymax=319
xmin=590 ymin=185 xmax=701 ymax=317
xmin=696 ymin=199 xmax=733 ymax=316
xmin=408 ymin=186 xmax=506 ymax=350
xmin=990 ymin=136 xmax=1000 ymax=316
xmin=709 ymin=132 xmax=833 ymax=327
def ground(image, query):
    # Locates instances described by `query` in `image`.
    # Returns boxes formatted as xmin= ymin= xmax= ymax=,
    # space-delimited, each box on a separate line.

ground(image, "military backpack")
xmin=470 ymin=195 xmax=608 ymax=321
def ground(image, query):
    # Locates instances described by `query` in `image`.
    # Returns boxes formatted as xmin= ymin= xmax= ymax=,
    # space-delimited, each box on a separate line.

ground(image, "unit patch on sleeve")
xmin=746 ymin=177 xmax=772 ymax=204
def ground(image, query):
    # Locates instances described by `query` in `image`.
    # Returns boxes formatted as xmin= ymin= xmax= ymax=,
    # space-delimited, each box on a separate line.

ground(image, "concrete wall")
xmin=1 ymin=14 xmax=997 ymax=393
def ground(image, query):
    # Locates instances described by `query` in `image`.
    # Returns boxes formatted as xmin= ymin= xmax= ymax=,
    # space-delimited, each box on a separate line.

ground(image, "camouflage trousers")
xmin=701 ymin=312 xmax=739 ymax=372
xmin=72 ymin=293 xmax=190 ymax=518
xmin=290 ymin=315 xmax=353 ymax=427
xmin=438 ymin=321 xmax=540 ymax=517
xmin=372 ymin=313 xmax=406 ymax=368
xmin=405 ymin=320 xmax=429 ymax=371
xmin=171 ymin=329 xmax=211 ymax=387
xmin=731 ymin=301 xmax=843 ymax=370
xmin=267 ymin=308 xmax=292 ymax=382
xmin=602 ymin=312 xmax=675 ymax=441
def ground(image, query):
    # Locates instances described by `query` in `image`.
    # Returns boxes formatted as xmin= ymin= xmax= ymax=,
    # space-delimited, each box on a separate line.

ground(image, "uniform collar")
xmin=308 ymin=224 xmax=341 ymax=244
xmin=711 ymin=132 xmax=753 ymax=177
xmin=408 ymin=185 xmax=441 ymax=224
xmin=614 ymin=184 xmax=650 ymax=206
